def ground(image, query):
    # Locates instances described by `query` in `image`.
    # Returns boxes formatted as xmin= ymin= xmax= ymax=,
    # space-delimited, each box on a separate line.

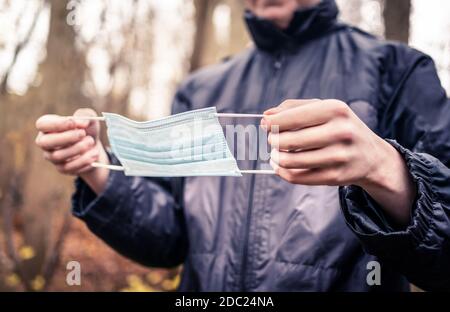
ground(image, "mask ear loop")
xmin=66 ymin=113 xmax=265 ymax=121
xmin=91 ymin=163 xmax=275 ymax=175
xmin=217 ymin=113 xmax=275 ymax=174
xmin=91 ymin=163 xmax=125 ymax=171
xmin=69 ymin=113 xmax=275 ymax=175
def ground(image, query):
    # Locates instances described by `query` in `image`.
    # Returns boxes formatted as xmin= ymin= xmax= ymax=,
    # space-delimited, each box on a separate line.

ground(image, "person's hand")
xmin=261 ymin=99 xmax=389 ymax=186
xmin=262 ymin=99 xmax=416 ymax=225
xmin=35 ymin=108 xmax=110 ymax=194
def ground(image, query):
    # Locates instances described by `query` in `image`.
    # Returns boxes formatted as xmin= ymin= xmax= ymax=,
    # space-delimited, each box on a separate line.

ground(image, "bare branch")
xmin=1 ymin=0 xmax=46 ymax=95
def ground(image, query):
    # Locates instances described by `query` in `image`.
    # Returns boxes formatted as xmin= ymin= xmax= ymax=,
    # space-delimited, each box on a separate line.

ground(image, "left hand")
xmin=262 ymin=99 xmax=415 ymax=225
xmin=262 ymin=99 xmax=394 ymax=187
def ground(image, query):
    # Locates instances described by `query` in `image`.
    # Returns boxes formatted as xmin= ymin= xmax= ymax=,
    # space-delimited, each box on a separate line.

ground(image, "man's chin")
xmin=255 ymin=8 xmax=294 ymax=29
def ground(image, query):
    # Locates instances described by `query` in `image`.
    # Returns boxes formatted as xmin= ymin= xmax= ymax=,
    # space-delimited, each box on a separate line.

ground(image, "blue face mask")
xmin=102 ymin=107 xmax=242 ymax=177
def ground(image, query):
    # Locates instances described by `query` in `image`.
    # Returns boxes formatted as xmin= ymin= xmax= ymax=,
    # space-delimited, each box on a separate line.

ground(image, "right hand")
xmin=36 ymin=108 xmax=110 ymax=194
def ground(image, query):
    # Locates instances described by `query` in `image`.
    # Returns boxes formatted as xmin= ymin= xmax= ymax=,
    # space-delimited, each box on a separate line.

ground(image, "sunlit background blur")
xmin=1 ymin=0 xmax=449 ymax=118
xmin=0 ymin=0 xmax=449 ymax=291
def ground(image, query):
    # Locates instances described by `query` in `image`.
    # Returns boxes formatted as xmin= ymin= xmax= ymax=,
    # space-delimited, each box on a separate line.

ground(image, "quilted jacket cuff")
xmin=71 ymin=153 xmax=127 ymax=230
xmin=339 ymin=139 xmax=438 ymax=258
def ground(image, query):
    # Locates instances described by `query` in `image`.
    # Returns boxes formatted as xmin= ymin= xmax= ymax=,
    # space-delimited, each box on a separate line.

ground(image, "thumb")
xmin=264 ymin=99 xmax=320 ymax=116
xmin=73 ymin=108 xmax=100 ymax=140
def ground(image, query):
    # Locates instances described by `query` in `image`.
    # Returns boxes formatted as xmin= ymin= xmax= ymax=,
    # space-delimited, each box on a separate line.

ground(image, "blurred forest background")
xmin=0 ymin=0 xmax=449 ymax=291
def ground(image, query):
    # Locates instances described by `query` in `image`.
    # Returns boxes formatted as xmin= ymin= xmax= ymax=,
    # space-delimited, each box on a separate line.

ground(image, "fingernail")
xmin=260 ymin=118 xmax=267 ymax=131
xmin=74 ymin=118 xmax=89 ymax=128
xmin=270 ymin=159 xmax=279 ymax=171
xmin=270 ymin=148 xmax=279 ymax=164
xmin=270 ymin=148 xmax=276 ymax=158
xmin=77 ymin=121 xmax=89 ymax=129
xmin=264 ymin=107 xmax=279 ymax=115
xmin=78 ymin=130 xmax=86 ymax=138
xmin=66 ymin=118 xmax=76 ymax=128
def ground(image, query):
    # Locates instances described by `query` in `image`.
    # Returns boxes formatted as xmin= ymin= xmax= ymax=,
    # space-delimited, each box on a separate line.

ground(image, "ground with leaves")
xmin=3 ymin=218 xmax=180 ymax=292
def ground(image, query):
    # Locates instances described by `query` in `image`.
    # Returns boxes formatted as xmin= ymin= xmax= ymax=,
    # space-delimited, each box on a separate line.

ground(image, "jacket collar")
xmin=244 ymin=0 xmax=340 ymax=52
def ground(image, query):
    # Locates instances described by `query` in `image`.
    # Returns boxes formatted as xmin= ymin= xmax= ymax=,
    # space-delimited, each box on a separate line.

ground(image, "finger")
xmin=35 ymin=131 xmax=44 ymax=148
xmin=76 ymin=164 xmax=96 ymax=175
xmin=271 ymin=160 xmax=342 ymax=186
xmin=72 ymin=108 xmax=100 ymax=138
xmin=263 ymin=100 xmax=349 ymax=132
xmin=271 ymin=145 xmax=349 ymax=169
xmin=36 ymin=129 xmax=86 ymax=150
xmin=36 ymin=115 xmax=78 ymax=133
xmin=71 ymin=108 xmax=98 ymax=126
xmin=269 ymin=122 xmax=352 ymax=151
xmin=45 ymin=136 xmax=96 ymax=164
xmin=56 ymin=148 xmax=99 ymax=175
xmin=73 ymin=108 xmax=98 ymax=118
xmin=261 ymin=99 xmax=319 ymax=131
xmin=264 ymin=99 xmax=319 ymax=115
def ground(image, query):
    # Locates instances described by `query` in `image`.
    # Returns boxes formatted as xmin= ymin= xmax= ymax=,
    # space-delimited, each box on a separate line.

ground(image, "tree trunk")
xmin=190 ymin=0 xmax=211 ymax=71
xmin=383 ymin=0 xmax=411 ymax=43
xmin=190 ymin=0 xmax=249 ymax=71
xmin=0 ymin=0 xmax=90 ymax=290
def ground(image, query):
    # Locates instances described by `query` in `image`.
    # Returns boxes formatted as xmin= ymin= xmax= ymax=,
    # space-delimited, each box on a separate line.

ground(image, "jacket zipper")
xmin=239 ymin=52 xmax=284 ymax=291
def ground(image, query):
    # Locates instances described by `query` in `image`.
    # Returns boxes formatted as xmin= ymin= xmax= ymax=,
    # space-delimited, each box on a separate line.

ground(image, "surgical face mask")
xmin=102 ymin=107 xmax=242 ymax=177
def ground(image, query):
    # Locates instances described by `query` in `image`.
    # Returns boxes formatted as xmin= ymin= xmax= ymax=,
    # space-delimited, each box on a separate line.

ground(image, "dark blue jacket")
xmin=72 ymin=0 xmax=450 ymax=291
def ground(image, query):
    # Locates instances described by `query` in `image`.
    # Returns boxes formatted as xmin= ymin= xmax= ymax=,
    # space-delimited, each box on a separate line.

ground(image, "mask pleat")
xmin=102 ymin=107 xmax=242 ymax=177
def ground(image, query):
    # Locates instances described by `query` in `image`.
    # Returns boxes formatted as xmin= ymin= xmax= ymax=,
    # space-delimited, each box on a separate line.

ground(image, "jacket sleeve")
xmin=339 ymin=47 xmax=450 ymax=290
xmin=71 ymin=90 xmax=190 ymax=268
